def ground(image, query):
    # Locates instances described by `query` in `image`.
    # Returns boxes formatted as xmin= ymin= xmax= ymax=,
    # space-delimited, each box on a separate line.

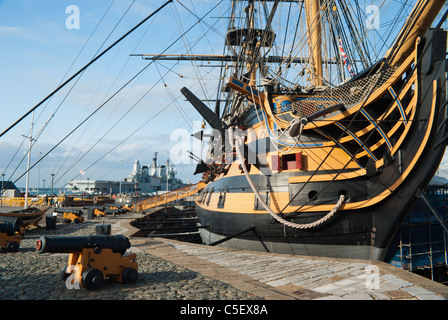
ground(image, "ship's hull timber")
xmin=196 ymin=30 xmax=448 ymax=261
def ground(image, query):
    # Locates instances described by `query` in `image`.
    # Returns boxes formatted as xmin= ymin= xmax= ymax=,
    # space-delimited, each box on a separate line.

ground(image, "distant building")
xmin=66 ymin=153 xmax=187 ymax=195
xmin=0 ymin=181 xmax=21 ymax=197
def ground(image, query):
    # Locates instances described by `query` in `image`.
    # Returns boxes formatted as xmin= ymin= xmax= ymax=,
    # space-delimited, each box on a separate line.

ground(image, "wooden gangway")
xmin=133 ymin=182 xmax=205 ymax=212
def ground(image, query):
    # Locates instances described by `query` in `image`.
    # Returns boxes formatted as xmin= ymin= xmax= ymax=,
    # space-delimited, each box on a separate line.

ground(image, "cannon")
xmin=103 ymin=204 xmax=131 ymax=215
xmin=36 ymin=235 xmax=138 ymax=290
xmin=54 ymin=208 xmax=84 ymax=224
xmin=62 ymin=211 xmax=84 ymax=224
xmin=0 ymin=222 xmax=20 ymax=235
xmin=82 ymin=207 xmax=104 ymax=220
xmin=93 ymin=208 xmax=106 ymax=217
xmin=84 ymin=205 xmax=129 ymax=219
xmin=0 ymin=216 xmax=24 ymax=226
xmin=0 ymin=222 xmax=23 ymax=252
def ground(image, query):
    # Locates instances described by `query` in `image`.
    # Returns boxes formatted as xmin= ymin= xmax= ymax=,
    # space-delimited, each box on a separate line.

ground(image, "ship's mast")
xmin=304 ymin=0 xmax=323 ymax=86
xmin=246 ymin=1 xmax=257 ymax=86
xmin=24 ymin=111 xmax=35 ymax=209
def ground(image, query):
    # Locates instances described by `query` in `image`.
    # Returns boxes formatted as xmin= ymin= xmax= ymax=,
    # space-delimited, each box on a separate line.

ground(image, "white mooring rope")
xmin=229 ymin=126 xmax=345 ymax=230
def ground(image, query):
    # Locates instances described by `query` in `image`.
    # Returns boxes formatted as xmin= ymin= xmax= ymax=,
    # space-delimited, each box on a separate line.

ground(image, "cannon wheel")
xmin=6 ymin=241 xmax=19 ymax=252
xmin=61 ymin=265 xmax=71 ymax=280
xmin=121 ymin=267 xmax=138 ymax=283
xmin=81 ymin=268 xmax=104 ymax=290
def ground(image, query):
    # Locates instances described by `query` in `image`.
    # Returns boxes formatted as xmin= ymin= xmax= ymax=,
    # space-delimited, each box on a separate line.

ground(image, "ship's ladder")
xmin=133 ymin=182 xmax=205 ymax=212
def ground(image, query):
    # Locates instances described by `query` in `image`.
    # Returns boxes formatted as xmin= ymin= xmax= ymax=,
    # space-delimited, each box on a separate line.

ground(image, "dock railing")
xmin=0 ymin=196 xmax=58 ymax=207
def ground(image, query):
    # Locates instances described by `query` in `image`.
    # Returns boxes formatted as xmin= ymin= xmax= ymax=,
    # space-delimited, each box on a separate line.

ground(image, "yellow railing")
xmin=134 ymin=182 xmax=205 ymax=212
xmin=0 ymin=196 xmax=64 ymax=207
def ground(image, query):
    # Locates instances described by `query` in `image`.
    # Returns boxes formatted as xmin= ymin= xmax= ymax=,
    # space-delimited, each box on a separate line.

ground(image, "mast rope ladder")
xmin=229 ymin=126 xmax=345 ymax=230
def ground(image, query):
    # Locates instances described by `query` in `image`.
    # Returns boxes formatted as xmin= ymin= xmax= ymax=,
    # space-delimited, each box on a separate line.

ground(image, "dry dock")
xmin=1 ymin=209 xmax=447 ymax=302
xmin=121 ymin=214 xmax=448 ymax=301
xmin=131 ymin=237 xmax=448 ymax=301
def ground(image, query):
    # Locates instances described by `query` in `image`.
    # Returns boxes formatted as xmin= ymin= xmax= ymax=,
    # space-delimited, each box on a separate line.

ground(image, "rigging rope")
xmin=229 ymin=126 xmax=345 ymax=230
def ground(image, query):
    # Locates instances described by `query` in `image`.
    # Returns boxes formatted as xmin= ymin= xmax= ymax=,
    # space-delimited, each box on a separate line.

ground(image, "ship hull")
xmin=198 ymin=207 xmax=381 ymax=260
xmin=196 ymin=30 xmax=448 ymax=261
xmin=197 ymin=135 xmax=444 ymax=261
xmin=197 ymin=132 xmax=446 ymax=260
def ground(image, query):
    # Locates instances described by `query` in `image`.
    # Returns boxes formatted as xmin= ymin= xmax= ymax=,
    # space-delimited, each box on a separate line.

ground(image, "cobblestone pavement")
xmin=0 ymin=217 xmax=260 ymax=300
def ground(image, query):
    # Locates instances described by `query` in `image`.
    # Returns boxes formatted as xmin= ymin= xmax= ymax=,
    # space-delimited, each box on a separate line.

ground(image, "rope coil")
xmin=229 ymin=126 xmax=345 ymax=229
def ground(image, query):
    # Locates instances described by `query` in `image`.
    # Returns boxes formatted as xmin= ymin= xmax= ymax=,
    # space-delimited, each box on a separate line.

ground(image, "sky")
xmin=0 ymin=0 xmax=229 ymax=190
xmin=1 ymin=0 xmax=448 ymax=191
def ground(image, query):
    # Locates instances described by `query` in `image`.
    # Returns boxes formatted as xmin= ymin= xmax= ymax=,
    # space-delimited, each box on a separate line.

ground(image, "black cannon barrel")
xmin=0 ymin=216 xmax=23 ymax=226
xmin=0 ymin=222 xmax=20 ymax=235
xmin=36 ymin=235 xmax=130 ymax=254
xmin=54 ymin=208 xmax=83 ymax=214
